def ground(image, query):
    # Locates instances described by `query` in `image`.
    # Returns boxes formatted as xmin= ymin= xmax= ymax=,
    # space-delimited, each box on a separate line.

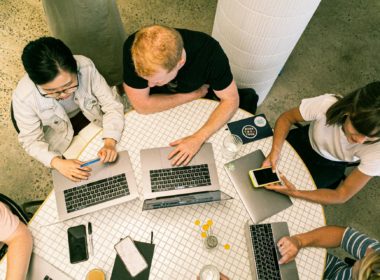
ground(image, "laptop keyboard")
xmin=249 ymin=224 xmax=281 ymax=280
xmin=150 ymin=164 xmax=211 ymax=192
xmin=64 ymin=173 xmax=129 ymax=213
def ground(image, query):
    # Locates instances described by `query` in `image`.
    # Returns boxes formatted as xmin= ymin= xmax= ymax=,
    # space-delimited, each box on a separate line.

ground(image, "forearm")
xmin=295 ymin=226 xmax=345 ymax=249
xmin=292 ymin=188 xmax=347 ymax=205
xmin=193 ymin=97 xmax=238 ymax=142
xmin=101 ymin=100 xmax=125 ymax=142
xmin=6 ymin=226 xmax=33 ymax=280
xmin=134 ymin=92 xmax=200 ymax=114
xmin=271 ymin=113 xmax=295 ymax=155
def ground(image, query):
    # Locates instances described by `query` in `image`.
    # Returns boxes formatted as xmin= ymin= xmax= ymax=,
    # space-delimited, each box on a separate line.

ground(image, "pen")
xmin=151 ymin=231 xmax=153 ymax=244
xmin=88 ymin=222 xmax=94 ymax=256
xmin=81 ymin=158 xmax=101 ymax=168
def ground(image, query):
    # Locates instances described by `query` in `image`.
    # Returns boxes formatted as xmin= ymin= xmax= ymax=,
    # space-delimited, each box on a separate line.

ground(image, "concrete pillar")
xmin=212 ymin=0 xmax=321 ymax=104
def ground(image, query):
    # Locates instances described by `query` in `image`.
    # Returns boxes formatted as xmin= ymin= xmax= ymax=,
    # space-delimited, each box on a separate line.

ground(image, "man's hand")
xmin=51 ymin=157 xmax=91 ymax=182
xmin=264 ymin=174 xmax=298 ymax=197
xmin=98 ymin=138 xmax=118 ymax=163
xmin=277 ymin=236 xmax=302 ymax=264
xmin=168 ymin=134 xmax=204 ymax=166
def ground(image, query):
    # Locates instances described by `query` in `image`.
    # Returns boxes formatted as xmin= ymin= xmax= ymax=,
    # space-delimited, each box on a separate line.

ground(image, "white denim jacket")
xmin=12 ymin=55 xmax=124 ymax=167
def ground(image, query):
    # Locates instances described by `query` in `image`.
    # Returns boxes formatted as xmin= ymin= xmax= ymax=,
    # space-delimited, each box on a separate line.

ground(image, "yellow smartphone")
xmin=249 ymin=166 xmax=281 ymax=188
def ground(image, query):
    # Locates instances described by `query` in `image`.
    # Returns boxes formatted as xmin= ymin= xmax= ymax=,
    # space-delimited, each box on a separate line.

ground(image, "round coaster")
xmin=254 ymin=116 xmax=267 ymax=127
xmin=242 ymin=125 xmax=257 ymax=139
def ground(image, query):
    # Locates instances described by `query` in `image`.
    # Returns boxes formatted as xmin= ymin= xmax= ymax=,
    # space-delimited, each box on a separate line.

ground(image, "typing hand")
xmin=98 ymin=138 xmax=118 ymax=163
xmin=264 ymin=174 xmax=297 ymax=196
xmin=51 ymin=157 xmax=91 ymax=182
xmin=168 ymin=135 xmax=204 ymax=166
xmin=277 ymin=236 xmax=301 ymax=264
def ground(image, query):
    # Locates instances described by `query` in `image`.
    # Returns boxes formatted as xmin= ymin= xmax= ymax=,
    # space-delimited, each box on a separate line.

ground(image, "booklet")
xmin=111 ymin=240 xmax=155 ymax=280
xmin=227 ymin=114 xmax=273 ymax=144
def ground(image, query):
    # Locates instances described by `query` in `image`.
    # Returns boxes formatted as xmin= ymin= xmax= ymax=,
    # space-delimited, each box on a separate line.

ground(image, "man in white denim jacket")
xmin=12 ymin=37 xmax=124 ymax=181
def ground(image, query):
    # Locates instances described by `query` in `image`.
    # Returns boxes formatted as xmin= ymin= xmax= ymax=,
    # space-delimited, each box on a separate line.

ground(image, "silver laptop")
xmin=245 ymin=222 xmax=299 ymax=280
xmin=224 ymin=149 xmax=292 ymax=223
xmin=141 ymin=143 xmax=232 ymax=210
xmin=52 ymin=151 xmax=138 ymax=221
xmin=27 ymin=253 xmax=73 ymax=280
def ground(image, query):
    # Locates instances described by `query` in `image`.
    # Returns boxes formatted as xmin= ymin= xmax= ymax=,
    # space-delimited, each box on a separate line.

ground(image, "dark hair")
xmin=326 ymin=81 xmax=380 ymax=138
xmin=21 ymin=37 xmax=77 ymax=85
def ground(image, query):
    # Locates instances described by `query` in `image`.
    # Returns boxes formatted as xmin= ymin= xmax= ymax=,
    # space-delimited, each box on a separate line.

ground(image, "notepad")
xmin=227 ymin=114 xmax=273 ymax=144
xmin=111 ymin=241 xmax=155 ymax=280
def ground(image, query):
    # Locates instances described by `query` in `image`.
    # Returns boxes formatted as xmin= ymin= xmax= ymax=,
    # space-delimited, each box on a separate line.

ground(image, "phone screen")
xmin=253 ymin=168 xmax=280 ymax=185
xmin=67 ymin=225 xmax=88 ymax=264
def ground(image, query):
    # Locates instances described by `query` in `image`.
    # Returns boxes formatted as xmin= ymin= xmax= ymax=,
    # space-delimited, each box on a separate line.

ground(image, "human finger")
xmin=176 ymin=153 xmax=190 ymax=166
xmin=171 ymin=152 xmax=188 ymax=166
xmin=103 ymin=150 xmax=112 ymax=163
xmin=68 ymin=175 xmax=81 ymax=182
xmin=109 ymin=151 xmax=118 ymax=162
xmin=279 ymin=174 xmax=292 ymax=185
xmin=183 ymin=153 xmax=194 ymax=166
xmin=278 ymin=254 xmax=288 ymax=265
xmin=78 ymin=165 xmax=92 ymax=172
xmin=264 ymin=184 xmax=277 ymax=191
xmin=169 ymin=138 xmax=182 ymax=147
xmin=220 ymin=273 xmax=229 ymax=280
xmin=73 ymin=159 xmax=86 ymax=166
xmin=72 ymin=169 xmax=91 ymax=180
xmin=261 ymin=157 xmax=271 ymax=168
xmin=98 ymin=150 xmax=107 ymax=162
xmin=277 ymin=237 xmax=287 ymax=247
xmin=168 ymin=147 xmax=181 ymax=160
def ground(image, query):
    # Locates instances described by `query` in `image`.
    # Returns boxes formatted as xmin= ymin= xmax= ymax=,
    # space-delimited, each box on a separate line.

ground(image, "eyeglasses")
xmin=36 ymin=74 xmax=79 ymax=98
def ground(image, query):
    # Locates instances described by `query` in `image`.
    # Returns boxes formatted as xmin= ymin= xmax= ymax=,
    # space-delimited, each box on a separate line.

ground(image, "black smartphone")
xmin=249 ymin=166 xmax=281 ymax=188
xmin=67 ymin=224 xmax=89 ymax=264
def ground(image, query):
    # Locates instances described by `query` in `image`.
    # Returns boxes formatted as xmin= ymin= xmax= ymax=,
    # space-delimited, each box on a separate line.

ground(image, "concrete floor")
xmin=0 ymin=0 xmax=379 ymax=261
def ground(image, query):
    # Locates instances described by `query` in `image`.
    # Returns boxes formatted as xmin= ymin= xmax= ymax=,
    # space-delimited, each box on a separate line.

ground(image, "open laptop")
xmin=140 ymin=143 xmax=232 ymax=210
xmin=224 ymin=149 xmax=292 ymax=223
xmin=52 ymin=151 xmax=138 ymax=221
xmin=27 ymin=253 xmax=73 ymax=280
xmin=245 ymin=221 xmax=299 ymax=280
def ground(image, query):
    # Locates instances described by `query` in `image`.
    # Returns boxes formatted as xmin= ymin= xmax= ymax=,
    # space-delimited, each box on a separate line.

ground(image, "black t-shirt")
xmin=123 ymin=28 xmax=233 ymax=93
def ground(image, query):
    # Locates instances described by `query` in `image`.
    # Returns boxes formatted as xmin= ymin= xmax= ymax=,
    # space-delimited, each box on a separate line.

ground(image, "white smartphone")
xmin=249 ymin=166 xmax=281 ymax=188
xmin=114 ymin=236 xmax=148 ymax=277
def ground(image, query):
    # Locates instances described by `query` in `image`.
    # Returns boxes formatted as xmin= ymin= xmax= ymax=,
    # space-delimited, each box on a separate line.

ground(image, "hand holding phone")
xmin=67 ymin=224 xmax=89 ymax=264
xmin=249 ymin=166 xmax=281 ymax=188
xmin=114 ymin=236 xmax=148 ymax=277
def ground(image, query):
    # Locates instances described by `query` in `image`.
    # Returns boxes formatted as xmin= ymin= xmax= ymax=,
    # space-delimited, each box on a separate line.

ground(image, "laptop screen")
xmin=142 ymin=191 xmax=232 ymax=210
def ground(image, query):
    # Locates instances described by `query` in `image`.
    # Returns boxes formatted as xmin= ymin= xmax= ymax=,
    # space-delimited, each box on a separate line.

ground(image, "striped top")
xmin=324 ymin=227 xmax=380 ymax=279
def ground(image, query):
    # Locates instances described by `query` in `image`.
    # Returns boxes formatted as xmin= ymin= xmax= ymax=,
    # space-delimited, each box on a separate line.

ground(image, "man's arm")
xmin=277 ymin=226 xmax=345 ymax=264
xmin=4 ymin=222 xmax=33 ymax=280
xmin=266 ymin=168 xmax=372 ymax=204
xmin=169 ymin=80 xmax=239 ymax=165
xmin=262 ymin=107 xmax=305 ymax=171
xmin=123 ymin=83 xmax=209 ymax=114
